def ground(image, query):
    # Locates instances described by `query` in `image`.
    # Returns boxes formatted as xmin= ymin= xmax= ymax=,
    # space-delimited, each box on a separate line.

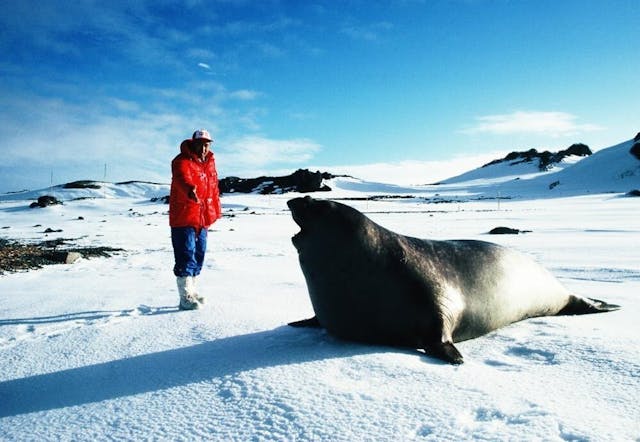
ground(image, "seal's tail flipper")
xmin=423 ymin=341 xmax=464 ymax=365
xmin=557 ymin=295 xmax=621 ymax=316
xmin=288 ymin=316 xmax=322 ymax=328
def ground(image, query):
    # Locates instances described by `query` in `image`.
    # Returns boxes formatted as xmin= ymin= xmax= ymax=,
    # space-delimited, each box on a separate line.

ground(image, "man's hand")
xmin=188 ymin=187 xmax=199 ymax=202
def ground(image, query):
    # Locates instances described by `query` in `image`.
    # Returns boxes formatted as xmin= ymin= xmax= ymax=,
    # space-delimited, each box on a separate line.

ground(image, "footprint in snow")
xmin=471 ymin=403 xmax=549 ymax=427
xmin=505 ymin=345 xmax=558 ymax=365
xmin=0 ymin=305 xmax=177 ymax=347
xmin=483 ymin=343 xmax=559 ymax=369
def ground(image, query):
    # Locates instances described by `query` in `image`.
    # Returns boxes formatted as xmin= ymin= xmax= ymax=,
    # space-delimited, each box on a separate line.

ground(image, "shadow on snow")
xmin=0 ymin=324 xmax=430 ymax=418
xmin=0 ymin=305 xmax=176 ymax=326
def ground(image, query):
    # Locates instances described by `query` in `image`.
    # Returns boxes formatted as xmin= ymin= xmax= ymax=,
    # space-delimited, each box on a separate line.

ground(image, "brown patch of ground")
xmin=0 ymin=238 xmax=123 ymax=274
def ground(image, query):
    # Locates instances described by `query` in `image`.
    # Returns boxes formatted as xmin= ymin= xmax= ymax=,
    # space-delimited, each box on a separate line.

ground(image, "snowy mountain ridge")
xmin=2 ymin=136 xmax=639 ymax=204
xmin=437 ymin=137 xmax=639 ymax=197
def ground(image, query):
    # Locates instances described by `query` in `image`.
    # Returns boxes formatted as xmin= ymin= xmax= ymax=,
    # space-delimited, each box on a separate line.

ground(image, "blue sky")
xmin=1 ymin=0 xmax=638 ymax=192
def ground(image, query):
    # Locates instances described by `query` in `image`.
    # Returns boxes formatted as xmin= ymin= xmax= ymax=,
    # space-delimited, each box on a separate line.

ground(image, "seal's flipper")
xmin=288 ymin=317 xmax=322 ymax=328
xmin=557 ymin=295 xmax=621 ymax=316
xmin=423 ymin=341 xmax=464 ymax=365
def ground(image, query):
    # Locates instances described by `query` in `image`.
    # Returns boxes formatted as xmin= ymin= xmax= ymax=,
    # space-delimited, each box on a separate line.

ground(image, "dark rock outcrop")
xmin=0 ymin=238 xmax=123 ymax=274
xmin=63 ymin=180 xmax=102 ymax=189
xmin=483 ymin=144 xmax=592 ymax=171
xmin=219 ymin=169 xmax=337 ymax=195
xmin=43 ymin=228 xmax=63 ymax=233
xmin=116 ymin=180 xmax=165 ymax=186
xmin=30 ymin=195 xmax=62 ymax=208
xmin=630 ymin=142 xmax=640 ymax=160
xmin=151 ymin=195 xmax=170 ymax=204
xmin=562 ymin=143 xmax=592 ymax=157
xmin=488 ymin=227 xmax=531 ymax=235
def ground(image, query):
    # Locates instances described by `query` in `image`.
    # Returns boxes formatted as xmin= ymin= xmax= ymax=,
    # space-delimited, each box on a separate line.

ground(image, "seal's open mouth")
xmin=287 ymin=196 xmax=312 ymax=244
xmin=287 ymin=196 xmax=311 ymax=228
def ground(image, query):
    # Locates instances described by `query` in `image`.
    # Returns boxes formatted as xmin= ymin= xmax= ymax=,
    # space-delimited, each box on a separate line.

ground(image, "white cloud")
xmin=0 ymin=91 xmax=215 ymax=190
xmin=198 ymin=62 xmax=211 ymax=69
xmin=463 ymin=111 xmax=604 ymax=137
xmin=219 ymin=136 xmax=321 ymax=170
xmin=228 ymin=89 xmax=262 ymax=101
xmin=314 ymin=152 xmax=507 ymax=186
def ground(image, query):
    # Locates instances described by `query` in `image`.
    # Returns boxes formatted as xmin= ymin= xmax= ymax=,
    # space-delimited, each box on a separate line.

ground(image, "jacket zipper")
xmin=200 ymin=160 xmax=208 ymax=228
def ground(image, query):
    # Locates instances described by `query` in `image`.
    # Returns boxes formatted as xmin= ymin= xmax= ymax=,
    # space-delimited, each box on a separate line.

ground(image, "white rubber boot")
xmin=177 ymin=276 xmax=199 ymax=310
xmin=190 ymin=276 xmax=206 ymax=304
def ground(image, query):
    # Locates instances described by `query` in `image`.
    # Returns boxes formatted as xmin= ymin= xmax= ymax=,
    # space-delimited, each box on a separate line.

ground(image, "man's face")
xmin=192 ymin=140 xmax=211 ymax=157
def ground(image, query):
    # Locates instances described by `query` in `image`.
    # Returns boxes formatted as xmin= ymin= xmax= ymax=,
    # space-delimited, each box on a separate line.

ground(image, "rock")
xmin=0 ymin=239 xmax=122 ymax=274
xmin=489 ymin=227 xmax=531 ymax=235
xmin=63 ymin=180 xmax=101 ymax=189
xmin=30 ymin=195 xmax=62 ymax=208
xmin=483 ymin=144 xmax=592 ymax=171
xmin=626 ymin=189 xmax=640 ymax=197
xmin=219 ymin=169 xmax=339 ymax=194
xmin=151 ymin=195 xmax=170 ymax=204
xmin=563 ymin=143 xmax=592 ymax=157
xmin=64 ymin=252 xmax=83 ymax=264
xmin=116 ymin=180 xmax=165 ymax=186
xmin=630 ymin=142 xmax=640 ymax=160
xmin=44 ymin=251 xmax=81 ymax=264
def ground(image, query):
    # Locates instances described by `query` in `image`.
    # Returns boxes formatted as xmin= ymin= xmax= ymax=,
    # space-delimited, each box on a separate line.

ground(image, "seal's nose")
xmin=286 ymin=197 xmax=301 ymax=211
xmin=288 ymin=196 xmax=314 ymax=228
xmin=287 ymin=196 xmax=313 ymax=212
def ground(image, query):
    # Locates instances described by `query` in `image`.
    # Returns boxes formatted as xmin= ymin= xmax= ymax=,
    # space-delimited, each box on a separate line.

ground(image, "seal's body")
xmin=287 ymin=196 xmax=620 ymax=364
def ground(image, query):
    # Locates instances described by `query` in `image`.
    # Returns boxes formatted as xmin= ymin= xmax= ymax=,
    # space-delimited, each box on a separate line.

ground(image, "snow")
xmin=1 ymin=139 xmax=639 ymax=441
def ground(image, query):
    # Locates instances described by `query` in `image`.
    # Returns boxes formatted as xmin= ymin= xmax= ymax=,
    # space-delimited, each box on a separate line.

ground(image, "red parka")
xmin=169 ymin=140 xmax=222 ymax=229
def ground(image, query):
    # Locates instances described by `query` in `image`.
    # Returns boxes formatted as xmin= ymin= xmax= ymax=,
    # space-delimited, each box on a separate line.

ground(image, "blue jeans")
xmin=171 ymin=227 xmax=208 ymax=277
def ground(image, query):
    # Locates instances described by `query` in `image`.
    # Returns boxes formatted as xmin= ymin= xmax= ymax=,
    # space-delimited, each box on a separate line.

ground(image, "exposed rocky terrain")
xmin=482 ymin=143 xmax=593 ymax=171
xmin=219 ymin=169 xmax=339 ymax=194
xmin=0 ymin=238 xmax=123 ymax=274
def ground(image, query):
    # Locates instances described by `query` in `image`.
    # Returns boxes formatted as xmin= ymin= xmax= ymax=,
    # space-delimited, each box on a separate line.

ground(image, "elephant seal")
xmin=287 ymin=196 xmax=620 ymax=364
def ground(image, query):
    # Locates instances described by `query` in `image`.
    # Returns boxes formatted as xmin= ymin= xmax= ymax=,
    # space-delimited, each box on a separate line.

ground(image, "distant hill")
xmin=533 ymin=138 xmax=640 ymax=195
xmin=3 ymin=135 xmax=638 ymax=204
xmin=0 ymin=170 xmax=342 ymax=205
xmin=432 ymin=136 xmax=640 ymax=199
xmin=0 ymin=181 xmax=170 ymax=202
xmin=440 ymin=144 xmax=592 ymax=185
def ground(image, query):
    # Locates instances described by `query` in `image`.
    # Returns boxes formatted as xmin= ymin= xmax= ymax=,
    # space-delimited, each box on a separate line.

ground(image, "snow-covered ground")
xmin=1 ymin=139 xmax=639 ymax=441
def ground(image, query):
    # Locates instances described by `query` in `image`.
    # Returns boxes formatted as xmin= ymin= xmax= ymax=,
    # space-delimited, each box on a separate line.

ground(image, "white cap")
xmin=192 ymin=129 xmax=212 ymax=142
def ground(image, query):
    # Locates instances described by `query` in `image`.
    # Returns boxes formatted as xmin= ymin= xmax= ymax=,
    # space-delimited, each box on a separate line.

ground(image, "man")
xmin=169 ymin=129 xmax=222 ymax=310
